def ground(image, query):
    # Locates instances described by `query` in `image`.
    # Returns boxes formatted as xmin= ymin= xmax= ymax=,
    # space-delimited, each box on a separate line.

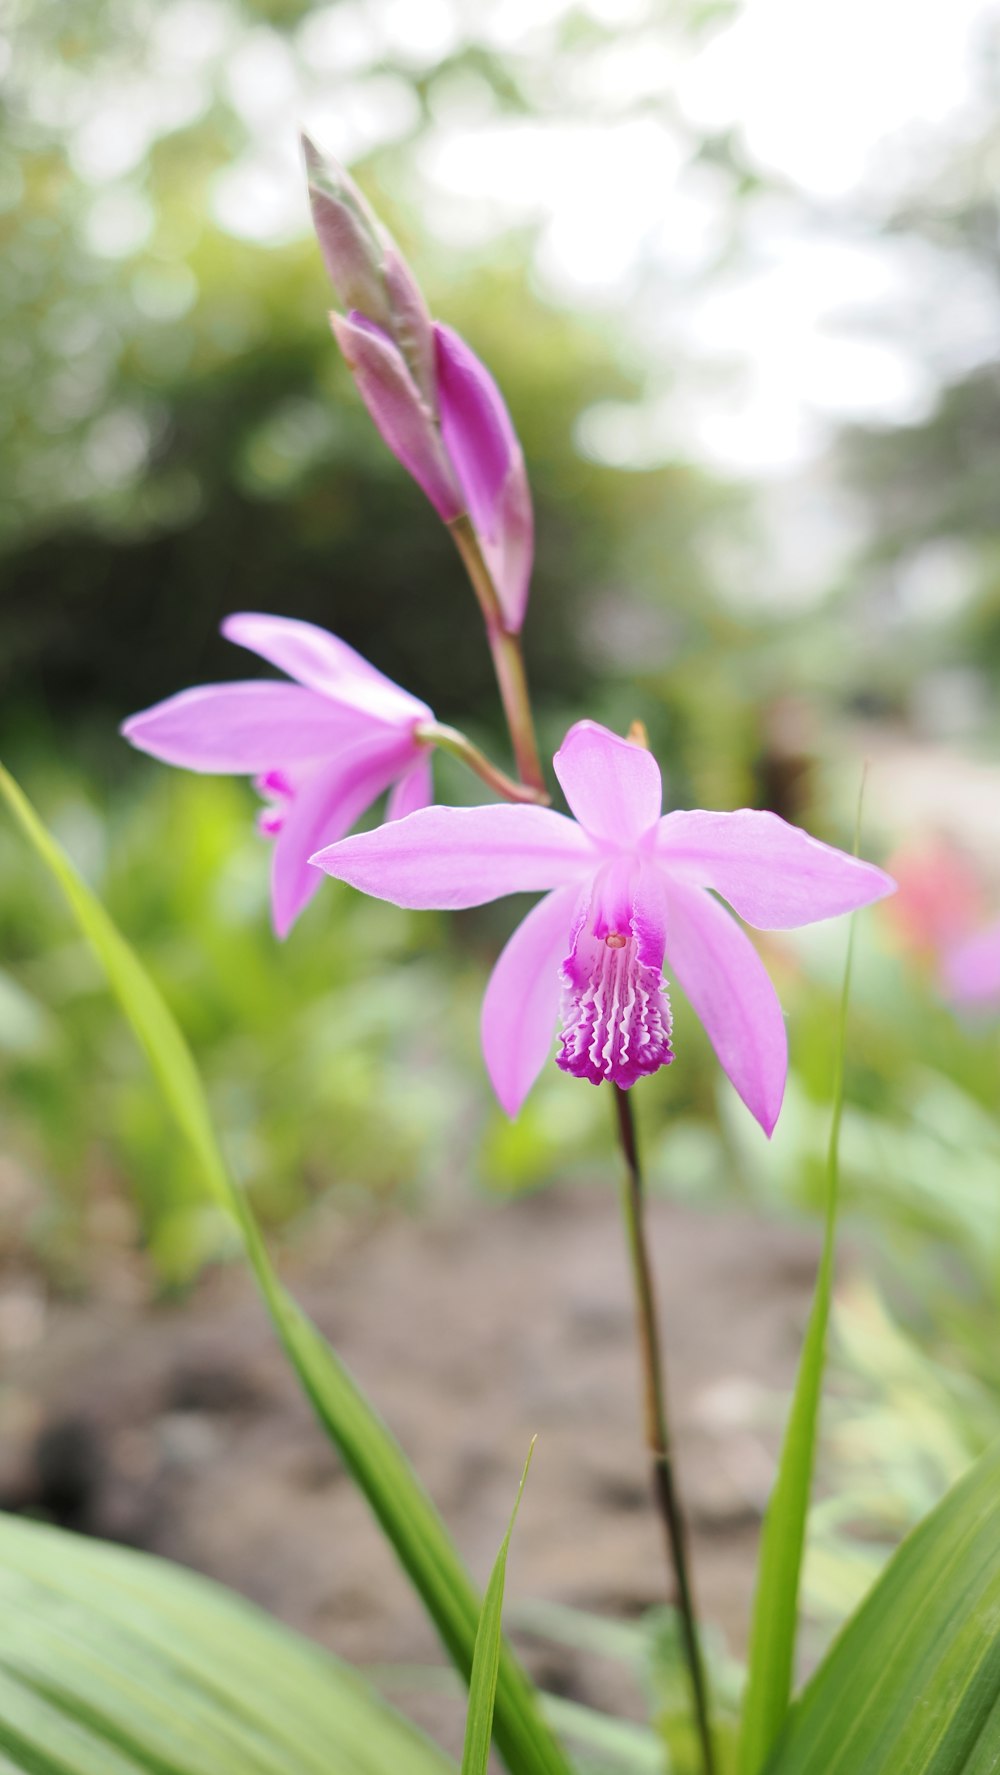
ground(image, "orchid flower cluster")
xmin=124 ymin=138 xmax=895 ymax=1138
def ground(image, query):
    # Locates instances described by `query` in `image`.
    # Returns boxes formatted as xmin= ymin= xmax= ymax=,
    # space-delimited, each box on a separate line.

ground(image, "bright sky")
xmin=53 ymin=0 xmax=1000 ymax=480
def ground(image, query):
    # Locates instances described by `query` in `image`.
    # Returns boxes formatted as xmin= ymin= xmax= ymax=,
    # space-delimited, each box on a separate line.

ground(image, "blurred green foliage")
xmin=4 ymin=0 xmax=1000 ymax=1662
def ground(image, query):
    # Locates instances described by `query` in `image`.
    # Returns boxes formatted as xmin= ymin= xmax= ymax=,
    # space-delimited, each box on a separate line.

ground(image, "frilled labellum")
xmin=558 ymin=927 xmax=674 ymax=1089
xmin=557 ymin=861 xmax=674 ymax=1089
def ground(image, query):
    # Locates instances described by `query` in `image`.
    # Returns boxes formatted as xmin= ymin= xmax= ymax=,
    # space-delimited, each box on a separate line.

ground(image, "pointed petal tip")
xmin=271 ymin=904 xmax=295 ymax=941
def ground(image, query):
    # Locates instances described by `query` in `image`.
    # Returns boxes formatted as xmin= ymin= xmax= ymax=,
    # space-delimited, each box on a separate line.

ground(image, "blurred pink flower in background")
xmin=881 ymin=837 xmax=986 ymax=962
xmin=879 ymin=836 xmax=1000 ymax=1012
xmin=304 ymin=137 xmax=533 ymax=632
xmin=943 ymin=917 xmax=1000 ymax=1010
xmin=312 ymin=720 xmax=895 ymax=1131
xmin=122 ymin=613 xmax=434 ymax=938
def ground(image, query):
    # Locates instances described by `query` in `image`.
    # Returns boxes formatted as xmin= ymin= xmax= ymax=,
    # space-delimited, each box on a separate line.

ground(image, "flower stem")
xmin=448 ymin=515 xmax=546 ymax=794
xmin=414 ymin=722 xmax=549 ymax=806
xmin=612 ymin=1084 xmax=716 ymax=1775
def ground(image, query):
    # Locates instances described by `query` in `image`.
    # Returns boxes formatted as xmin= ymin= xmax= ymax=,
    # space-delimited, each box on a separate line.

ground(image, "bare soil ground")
xmin=1 ymin=1188 xmax=820 ymax=1755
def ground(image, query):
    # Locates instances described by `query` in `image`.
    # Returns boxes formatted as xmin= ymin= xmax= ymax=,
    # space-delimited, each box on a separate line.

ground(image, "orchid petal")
xmin=553 ymin=721 xmax=663 ymax=847
xmin=657 ymin=809 xmax=895 ymax=929
xmin=121 ymin=683 xmax=366 ymax=773
xmin=483 ymin=451 xmax=534 ymax=635
xmin=332 ymin=312 xmax=463 ymax=521
xmin=271 ymin=736 xmax=409 ymax=938
xmin=481 ymin=884 xmax=580 ymax=1117
xmin=665 ymin=881 xmax=787 ymax=1136
xmin=435 ymin=322 xmax=533 ymax=631
xmin=310 ymin=803 xmax=595 ymax=908
xmin=385 ymin=750 xmax=434 ymax=822
xmin=630 ymin=859 xmax=669 ymax=971
xmin=221 ymin=612 xmax=430 ymax=726
xmin=943 ymin=917 xmax=1000 ymax=1005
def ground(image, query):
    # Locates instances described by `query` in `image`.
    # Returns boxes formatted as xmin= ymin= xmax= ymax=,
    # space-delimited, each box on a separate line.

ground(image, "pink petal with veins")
xmin=481 ymin=884 xmax=580 ymax=1116
xmin=221 ymin=612 xmax=429 ymax=726
xmin=664 ymin=881 xmax=788 ymax=1136
xmin=121 ymin=683 xmax=366 ymax=773
xmin=657 ymin=808 xmax=895 ymax=929
xmin=270 ymin=733 xmax=414 ymax=938
xmin=311 ymin=802 xmax=594 ymax=909
xmin=435 ymin=322 xmax=533 ymax=631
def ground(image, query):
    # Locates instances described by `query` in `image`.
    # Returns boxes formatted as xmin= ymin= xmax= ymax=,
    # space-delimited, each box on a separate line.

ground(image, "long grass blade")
xmin=462 ymin=1441 xmax=536 ymax=1775
xmin=0 ymin=762 xmax=572 ymax=1775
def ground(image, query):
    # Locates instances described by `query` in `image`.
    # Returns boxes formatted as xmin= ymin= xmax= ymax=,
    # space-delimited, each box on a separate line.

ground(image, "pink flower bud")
xmin=435 ymin=323 xmax=534 ymax=633
xmin=302 ymin=135 xmax=392 ymax=334
xmin=303 ymin=140 xmax=534 ymax=626
xmin=303 ymin=135 xmax=435 ymax=405
xmin=332 ymin=311 xmax=463 ymax=522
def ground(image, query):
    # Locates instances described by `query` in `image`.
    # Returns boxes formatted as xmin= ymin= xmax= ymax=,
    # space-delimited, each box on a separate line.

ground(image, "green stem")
xmin=415 ymin=722 xmax=549 ymax=806
xmin=448 ymin=515 xmax=546 ymax=794
xmin=613 ymin=1085 xmax=716 ymax=1775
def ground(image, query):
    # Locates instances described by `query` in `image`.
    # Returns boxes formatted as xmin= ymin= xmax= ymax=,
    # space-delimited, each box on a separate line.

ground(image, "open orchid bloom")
xmin=311 ymin=719 xmax=895 ymax=1132
xmin=943 ymin=915 xmax=1000 ymax=1008
xmin=304 ymin=136 xmax=533 ymax=632
xmin=122 ymin=613 xmax=434 ymax=939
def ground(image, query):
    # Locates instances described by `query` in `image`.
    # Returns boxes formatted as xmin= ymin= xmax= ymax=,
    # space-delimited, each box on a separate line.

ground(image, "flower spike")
xmin=303 ymin=135 xmax=534 ymax=633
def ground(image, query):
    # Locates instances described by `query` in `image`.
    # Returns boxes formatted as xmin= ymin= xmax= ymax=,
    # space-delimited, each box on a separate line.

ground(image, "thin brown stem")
xmin=613 ymin=1084 xmax=716 ymax=1775
xmin=414 ymin=722 xmax=549 ymax=805
xmin=448 ymin=515 xmax=546 ymax=793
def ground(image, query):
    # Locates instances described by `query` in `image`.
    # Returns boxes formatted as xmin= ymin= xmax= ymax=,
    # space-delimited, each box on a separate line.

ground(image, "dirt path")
xmin=1 ymin=1189 xmax=820 ymax=1753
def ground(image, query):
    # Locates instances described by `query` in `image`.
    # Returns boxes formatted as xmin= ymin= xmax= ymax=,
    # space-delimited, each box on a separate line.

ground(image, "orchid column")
xmin=303 ymin=139 xmax=544 ymax=795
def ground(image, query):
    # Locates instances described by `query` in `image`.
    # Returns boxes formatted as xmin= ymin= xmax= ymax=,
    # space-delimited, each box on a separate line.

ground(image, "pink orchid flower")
xmin=122 ymin=613 xmax=434 ymax=939
xmin=304 ymin=136 xmax=533 ymax=632
xmin=943 ymin=915 xmax=1000 ymax=1009
xmin=311 ymin=720 xmax=895 ymax=1132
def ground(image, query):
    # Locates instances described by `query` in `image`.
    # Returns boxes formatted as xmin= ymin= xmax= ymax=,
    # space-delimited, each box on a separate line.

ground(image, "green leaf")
xmin=765 ymin=1436 xmax=1000 ymax=1773
xmin=737 ymin=906 xmax=857 ymax=1775
xmin=462 ymin=1441 xmax=536 ymax=1775
xmin=0 ymin=1507 xmax=453 ymax=1775
xmin=0 ymin=763 xmax=572 ymax=1775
